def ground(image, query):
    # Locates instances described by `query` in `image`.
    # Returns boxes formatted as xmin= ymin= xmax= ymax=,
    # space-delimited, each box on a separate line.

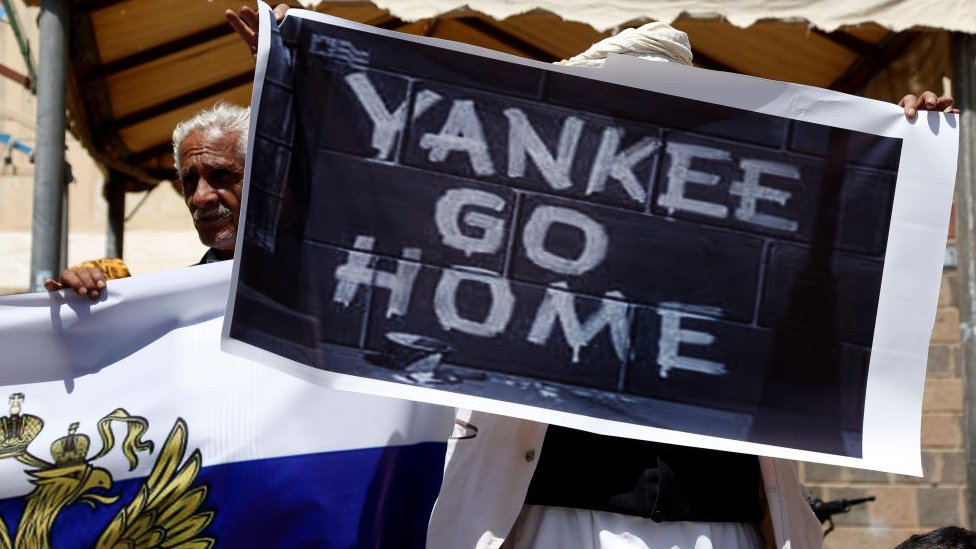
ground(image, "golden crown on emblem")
xmin=50 ymin=422 xmax=90 ymax=466
xmin=0 ymin=393 xmax=44 ymax=459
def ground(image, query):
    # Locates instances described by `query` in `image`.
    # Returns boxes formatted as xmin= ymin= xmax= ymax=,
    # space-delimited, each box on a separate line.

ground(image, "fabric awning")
xmin=372 ymin=0 xmax=976 ymax=33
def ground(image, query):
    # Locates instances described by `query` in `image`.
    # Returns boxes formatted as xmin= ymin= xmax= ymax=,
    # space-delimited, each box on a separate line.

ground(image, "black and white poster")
xmin=223 ymin=3 xmax=958 ymax=474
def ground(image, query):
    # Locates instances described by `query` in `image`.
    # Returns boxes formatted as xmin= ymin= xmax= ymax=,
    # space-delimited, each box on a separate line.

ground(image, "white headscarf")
xmin=558 ymin=22 xmax=693 ymax=67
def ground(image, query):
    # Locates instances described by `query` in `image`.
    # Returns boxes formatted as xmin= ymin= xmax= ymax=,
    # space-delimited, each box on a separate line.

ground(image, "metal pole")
xmin=951 ymin=31 xmax=976 ymax=530
xmin=60 ymin=173 xmax=67 ymax=269
xmin=28 ymin=0 xmax=68 ymax=291
xmin=105 ymin=174 xmax=125 ymax=258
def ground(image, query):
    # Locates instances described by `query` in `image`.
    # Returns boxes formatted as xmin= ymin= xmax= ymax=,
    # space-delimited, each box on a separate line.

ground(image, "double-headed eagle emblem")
xmin=0 ymin=393 xmax=215 ymax=548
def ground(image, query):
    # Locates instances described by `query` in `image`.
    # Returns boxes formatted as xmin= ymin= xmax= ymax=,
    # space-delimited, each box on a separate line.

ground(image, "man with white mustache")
xmin=42 ymin=102 xmax=250 ymax=298
xmin=172 ymin=103 xmax=249 ymax=265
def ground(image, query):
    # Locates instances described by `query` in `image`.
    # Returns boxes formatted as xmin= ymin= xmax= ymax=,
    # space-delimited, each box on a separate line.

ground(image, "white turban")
xmin=558 ymin=22 xmax=693 ymax=67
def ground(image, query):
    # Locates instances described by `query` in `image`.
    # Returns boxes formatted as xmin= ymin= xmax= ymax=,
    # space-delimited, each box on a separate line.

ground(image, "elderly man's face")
xmin=179 ymin=128 xmax=245 ymax=257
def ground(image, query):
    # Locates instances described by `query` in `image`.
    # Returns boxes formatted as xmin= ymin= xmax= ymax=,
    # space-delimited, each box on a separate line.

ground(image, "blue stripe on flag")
xmin=0 ymin=441 xmax=446 ymax=548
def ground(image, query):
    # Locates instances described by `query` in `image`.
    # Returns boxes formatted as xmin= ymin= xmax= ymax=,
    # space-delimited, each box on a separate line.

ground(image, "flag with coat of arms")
xmin=0 ymin=261 xmax=453 ymax=548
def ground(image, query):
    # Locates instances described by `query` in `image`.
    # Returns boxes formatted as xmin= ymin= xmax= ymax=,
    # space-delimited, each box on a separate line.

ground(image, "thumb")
xmin=43 ymin=278 xmax=62 ymax=292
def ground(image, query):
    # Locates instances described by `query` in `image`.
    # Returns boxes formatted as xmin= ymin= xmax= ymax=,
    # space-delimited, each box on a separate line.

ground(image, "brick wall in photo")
xmin=234 ymin=17 xmax=908 ymax=457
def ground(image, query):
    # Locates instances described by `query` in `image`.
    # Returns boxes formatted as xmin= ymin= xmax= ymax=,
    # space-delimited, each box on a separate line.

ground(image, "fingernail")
xmin=90 ymin=290 xmax=99 ymax=299
xmin=97 ymin=280 xmax=105 ymax=289
xmin=908 ymin=108 xmax=915 ymax=117
xmin=77 ymin=288 xmax=87 ymax=296
xmin=927 ymin=99 xmax=936 ymax=107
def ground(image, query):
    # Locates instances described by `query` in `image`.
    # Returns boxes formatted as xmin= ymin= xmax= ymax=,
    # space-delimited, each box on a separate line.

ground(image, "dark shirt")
xmin=197 ymin=249 xmax=224 ymax=265
xmin=524 ymin=425 xmax=763 ymax=523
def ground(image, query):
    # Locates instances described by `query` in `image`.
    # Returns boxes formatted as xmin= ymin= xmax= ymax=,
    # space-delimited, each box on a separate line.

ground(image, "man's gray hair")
xmin=172 ymin=101 xmax=249 ymax=175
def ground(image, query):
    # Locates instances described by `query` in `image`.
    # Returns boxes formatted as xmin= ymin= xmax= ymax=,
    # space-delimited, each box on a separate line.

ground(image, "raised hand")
xmin=899 ymin=91 xmax=959 ymax=118
xmin=225 ymin=4 xmax=291 ymax=58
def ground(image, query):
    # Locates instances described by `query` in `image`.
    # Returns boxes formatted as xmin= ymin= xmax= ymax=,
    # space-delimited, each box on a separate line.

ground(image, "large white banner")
xmin=0 ymin=262 xmax=453 ymax=547
xmin=224 ymin=4 xmax=957 ymax=475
